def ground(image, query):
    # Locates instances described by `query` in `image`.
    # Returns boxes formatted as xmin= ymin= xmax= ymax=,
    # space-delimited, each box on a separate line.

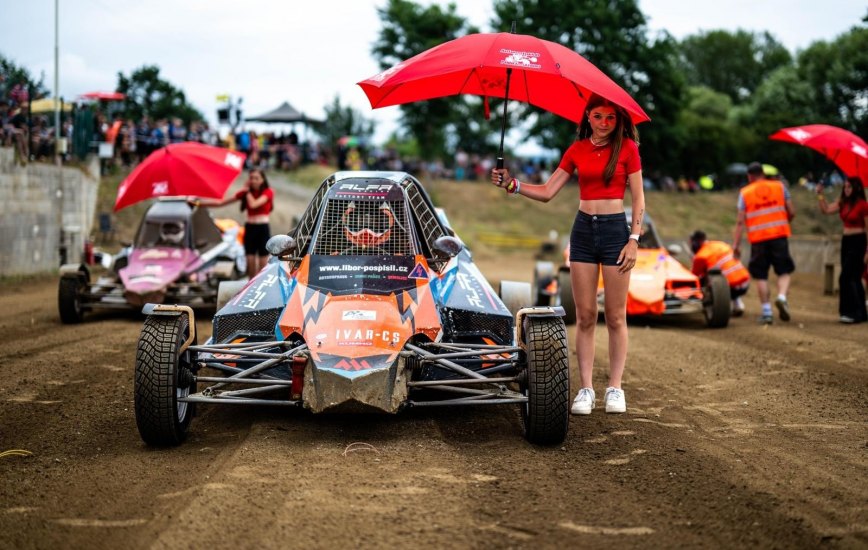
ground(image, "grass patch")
xmin=284 ymin=164 xmax=337 ymax=188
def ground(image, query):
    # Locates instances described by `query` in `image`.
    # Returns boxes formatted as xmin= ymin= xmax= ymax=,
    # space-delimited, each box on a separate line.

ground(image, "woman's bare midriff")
xmin=246 ymin=214 xmax=270 ymax=224
xmin=842 ymin=226 xmax=865 ymax=236
xmin=578 ymin=198 xmax=626 ymax=215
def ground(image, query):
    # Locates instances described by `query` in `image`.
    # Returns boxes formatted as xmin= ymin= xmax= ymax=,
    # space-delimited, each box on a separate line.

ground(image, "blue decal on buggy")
xmin=408 ymin=263 xmax=428 ymax=279
xmin=430 ymin=268 xmax=457 ymax=304
xmin=278 ymin=266 xmax=295 ymax=302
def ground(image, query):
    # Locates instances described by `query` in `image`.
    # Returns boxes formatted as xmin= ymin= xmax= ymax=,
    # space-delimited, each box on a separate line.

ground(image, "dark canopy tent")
xmin=245 ymin=101 xmax=322 ymax=125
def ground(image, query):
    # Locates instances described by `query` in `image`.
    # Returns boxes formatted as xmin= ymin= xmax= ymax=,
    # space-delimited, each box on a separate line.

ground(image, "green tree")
xmin=733 ymin=64 xmax=819 ymax=174
xmin=796 ymin=26 xmax=868 ymax=138
xmin=0 ymin=52 xmax=48 ymax=99
xmin=116 ymin=65 xmax=203 ymax=124
xmin=676 ymin=86 xmax=754 ymax=181
xmin=315 ymin=95 xmax=375 ymax=149
xmin=372 ymin=0 xmax=478 ymax=161
xmin=679 ymin=30 xmax=791 ymax=103
xmin=490 ymin=0 xmax=686 ymax=176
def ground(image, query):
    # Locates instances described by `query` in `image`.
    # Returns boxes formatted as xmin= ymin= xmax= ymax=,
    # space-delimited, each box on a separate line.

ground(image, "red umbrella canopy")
xmin=770 ymin=124 xmax=868 ymax=181
xmin=114 ymin=142 xmax=247 ymax=211
xmin=80 ymin=91 xmax=126 ymax=101
xmin=358 ymin=31 xmax=650 ymax=125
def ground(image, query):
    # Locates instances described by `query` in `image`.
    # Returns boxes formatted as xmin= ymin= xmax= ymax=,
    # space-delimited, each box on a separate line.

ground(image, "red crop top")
xmin=840 ymin=199 xmax=868 ymax=229
xmin=235 ymin=187 xmax=274 ymax=217
xmin=558 ymin=138 xmax=641 ymax=200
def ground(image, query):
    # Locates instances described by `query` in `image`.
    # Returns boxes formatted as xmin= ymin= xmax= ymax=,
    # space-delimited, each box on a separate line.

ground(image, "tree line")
xmin=3 ymin=1 xmax=865 ymax=182
xmin=363 ymin=0 xmax=868 ymax=183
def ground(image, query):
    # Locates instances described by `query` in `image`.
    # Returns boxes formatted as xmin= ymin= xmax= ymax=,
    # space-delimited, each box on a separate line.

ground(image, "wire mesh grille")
xmin=293 ymin=177 xmax=335 ymax=256
xmin=441 ymin=308 xmax=514 ymax=344
xmin=405 ymin=183 xmax=446 ymax=249
xmin=312 ymin=199 xmax=414 ymax=256
xmin=213 ymin=307 xmax=282 ymax=343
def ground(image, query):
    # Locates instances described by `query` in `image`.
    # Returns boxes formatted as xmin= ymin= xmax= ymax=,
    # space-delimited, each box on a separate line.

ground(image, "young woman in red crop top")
xmin=491 ymin=94 xmax=645 ymax=416
xmin=816 ymin=176 xmax=868 ymax=323
xmin=203 ymin=169 xmax=275 ymax=279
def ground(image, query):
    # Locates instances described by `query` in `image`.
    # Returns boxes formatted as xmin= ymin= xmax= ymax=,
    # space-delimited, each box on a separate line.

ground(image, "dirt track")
xmin=1 ymin=178 xmax=866 ymax=548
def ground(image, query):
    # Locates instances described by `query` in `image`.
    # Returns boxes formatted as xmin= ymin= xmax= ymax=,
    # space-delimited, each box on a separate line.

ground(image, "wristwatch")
xmin=628 ymin=234 xmax=640 ymax=242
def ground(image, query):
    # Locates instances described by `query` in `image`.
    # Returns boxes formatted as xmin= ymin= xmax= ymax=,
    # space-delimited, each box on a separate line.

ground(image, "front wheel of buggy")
xmin=58 ymin=275 xmax=85 ymax=324
xmin=521 ymin=316 xmax=570 ymax=445
xmin=703 ymin=273 xmax=731 ymax=328
xmin=134 ymin=314 xmax=197 ymax=446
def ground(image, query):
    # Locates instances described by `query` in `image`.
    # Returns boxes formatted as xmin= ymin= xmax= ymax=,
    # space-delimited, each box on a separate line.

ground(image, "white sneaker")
xmin=571 ymin=387 xmax=595 ymax=415
xmin=604 ymin=387 xmax=626 ymax=413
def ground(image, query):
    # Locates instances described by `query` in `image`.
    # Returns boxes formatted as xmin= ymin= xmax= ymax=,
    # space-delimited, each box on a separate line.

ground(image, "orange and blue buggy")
xmin=133 ymin=171 xmax=571 ymax=446
xmin=532 ymin=208 xmax=731 ymax=327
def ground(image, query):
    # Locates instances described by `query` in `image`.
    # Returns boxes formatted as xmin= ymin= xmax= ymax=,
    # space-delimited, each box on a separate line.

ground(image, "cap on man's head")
xmin=747 ymin=162 xmax=764 ymax=176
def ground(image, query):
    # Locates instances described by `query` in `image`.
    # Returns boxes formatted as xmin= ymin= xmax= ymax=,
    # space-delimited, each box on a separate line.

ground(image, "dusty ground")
xmin=0 ymin=175 xmax=866 ymax=548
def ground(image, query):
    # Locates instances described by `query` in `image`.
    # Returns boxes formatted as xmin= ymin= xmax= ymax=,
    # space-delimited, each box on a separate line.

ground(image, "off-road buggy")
xmin=532 ymin=208 xmax=731 ymax=327
xmin=133 ymin=172 xmax=570 ymax=446
xmin=58 ymin=198 xmax=245 ymax=323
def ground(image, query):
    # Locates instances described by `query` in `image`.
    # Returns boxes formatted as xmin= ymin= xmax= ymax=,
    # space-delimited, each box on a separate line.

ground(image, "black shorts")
xmin=569 ymin=211 xmax=629 ymax=266
xmin=244 ymin=222 xmax=271 ymax=256
xmin=748 ymin=237 xmax=795 ymax=279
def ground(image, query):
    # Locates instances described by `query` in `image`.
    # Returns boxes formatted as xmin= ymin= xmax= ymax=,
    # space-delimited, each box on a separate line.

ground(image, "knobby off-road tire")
xmin=521 ymin=316 xmax=570 ymax=445
xmin=134 ymin=314 xmax=197 ymax=446
xmin=58 ymin=276 xmax=85 ymax=324
xmin=704 ymin=273 xmax=731 ymax=328
xmin=557 ymin=270 xmax=576 ymax=325
xmin=532 ymin=261 xmax=555 ymax=307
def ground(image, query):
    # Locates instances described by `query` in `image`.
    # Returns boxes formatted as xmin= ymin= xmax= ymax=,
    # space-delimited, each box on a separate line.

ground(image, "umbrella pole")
xmin=496 ymin=68 xmax=512 ymax=172
xmin=496 ymin=21 xmax=517 ymax=173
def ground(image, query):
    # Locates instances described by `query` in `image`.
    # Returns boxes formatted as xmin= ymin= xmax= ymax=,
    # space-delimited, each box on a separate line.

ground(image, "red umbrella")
xmin=114 ymin=142 xmax=247 ymax=211
xmin=770 ymin=124 xmax=868 ymax=182
xmin=358 ymin=28 xmax=650 ymax=165
xmin=80 ymin=91 xmax=126 ymax=101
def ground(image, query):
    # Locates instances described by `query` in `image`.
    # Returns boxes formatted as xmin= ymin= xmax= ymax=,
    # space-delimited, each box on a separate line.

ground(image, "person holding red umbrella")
xmin=200 ymin=169 xmax=274 ymax=278
xmin=491 ymin=94 xmax=644 ymax=416
xmin=816 ymin=177 xmax=868 ymax=323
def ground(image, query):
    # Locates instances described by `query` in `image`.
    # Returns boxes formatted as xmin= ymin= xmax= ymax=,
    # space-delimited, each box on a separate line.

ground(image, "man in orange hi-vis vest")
xmin=732 ymin=162 xmax=796 ymax=324
xmin=690 ymin=230 xmax=750 ymax=317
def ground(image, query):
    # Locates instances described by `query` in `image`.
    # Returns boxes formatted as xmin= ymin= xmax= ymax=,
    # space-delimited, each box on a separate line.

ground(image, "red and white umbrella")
xmin=770 ymin=124 xmax=868 ymax=182
xmin=114 ymin=142 xmax=246 ymax=211
xmin=358 ymin=28 xmax=649 ymax=165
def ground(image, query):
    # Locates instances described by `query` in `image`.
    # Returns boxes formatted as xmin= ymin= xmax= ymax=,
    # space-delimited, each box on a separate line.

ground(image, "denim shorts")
xmin=569 ymin=211 xmax=629 ymax=266
xmin=244 ymin=222 xmax=271 ymax=256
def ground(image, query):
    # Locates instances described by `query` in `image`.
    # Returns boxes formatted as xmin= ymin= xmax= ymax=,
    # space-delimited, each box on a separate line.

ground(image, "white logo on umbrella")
xmin=152 ymin=181 xmax=169 ymax=195
xmin=224 ymin=152 xmax=243 ymax=169
xmin=372 ymin=63 xmax=404 ymax=82
xmin=785 ymin=128 xmax=812 ymax=142
xmin=500 ymin=49 xmax=541 ymax=69
xmin=851 ymin=142 xmax=868 ymax=159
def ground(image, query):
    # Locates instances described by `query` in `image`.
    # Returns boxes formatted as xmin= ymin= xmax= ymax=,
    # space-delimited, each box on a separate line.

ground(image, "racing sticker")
xmin=307 ymin=255 xmax=417 ymax=295
xmin=449 ymin=264 xmax=503 ymax=312
xmin=342 ymin=310 xmax=376 ymax=321
xmin=239 ymin=273 xmax=279 ymax=309
xmin=408 ymin=263 xmax=428 ymax=279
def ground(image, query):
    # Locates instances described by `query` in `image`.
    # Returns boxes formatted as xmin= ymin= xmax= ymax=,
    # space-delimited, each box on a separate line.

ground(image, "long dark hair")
xmin=576 ymin=94 xmax=640 ymax=184
xmin=841 ymin=176 xmax=866 ymax=207
xmin=240 ymin=169 xmax=270 ymax=212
